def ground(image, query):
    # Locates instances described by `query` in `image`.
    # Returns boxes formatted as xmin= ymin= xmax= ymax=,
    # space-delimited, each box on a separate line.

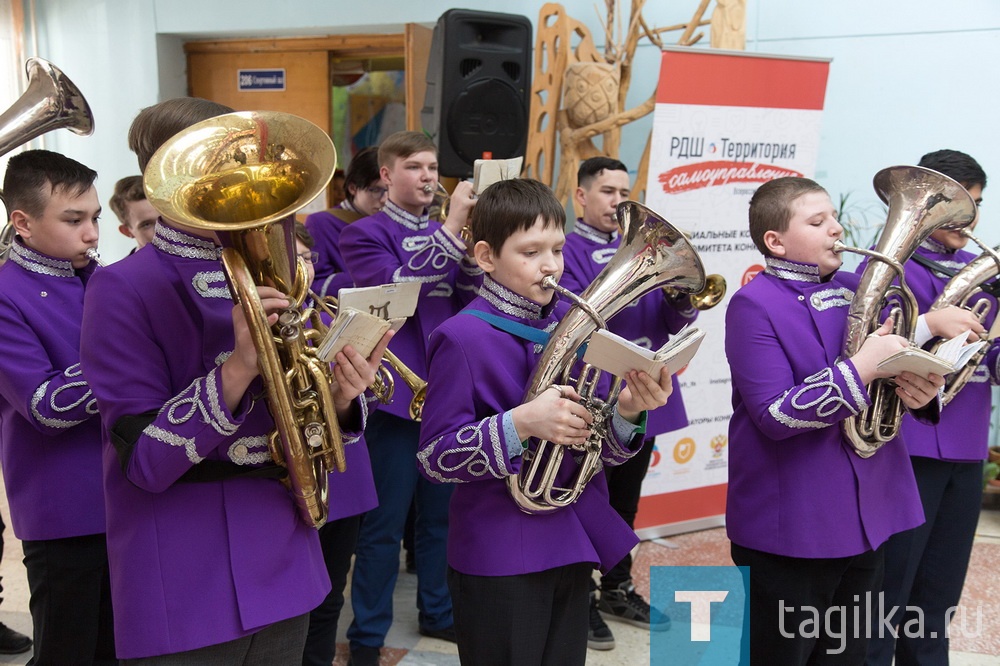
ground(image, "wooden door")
xmin=187 ymin=49 xmax=330 ymax=133
xmin=404 ymin=23 xmax=433 ymax=131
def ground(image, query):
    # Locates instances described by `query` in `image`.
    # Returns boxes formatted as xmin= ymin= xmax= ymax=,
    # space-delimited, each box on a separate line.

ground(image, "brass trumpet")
xmin=309 ymin=292 xmax=428 ymax=421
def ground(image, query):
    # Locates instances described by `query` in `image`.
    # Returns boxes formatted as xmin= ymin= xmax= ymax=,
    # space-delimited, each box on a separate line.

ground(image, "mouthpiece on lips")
xmin=422 ymin=184 xmax=434 ymax=194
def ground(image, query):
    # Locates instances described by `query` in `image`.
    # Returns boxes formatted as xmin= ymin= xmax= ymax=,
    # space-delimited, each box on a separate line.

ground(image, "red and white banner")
xmin=636 ymin=47 xmax=831 ymax=538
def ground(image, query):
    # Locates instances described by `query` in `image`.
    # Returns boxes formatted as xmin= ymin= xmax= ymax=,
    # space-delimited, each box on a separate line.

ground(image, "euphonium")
xmin=837 ymin=165 xmax=977 ymax=458
xmin=143 ymin=111 xmax=343 ymax=528
xmin=0 ymin=58 xmax=94 ymax=255
xmin=507 ymin=201 xmax=706 ymax=513
xmin=927 ymin=228 xmax=1000 ymax=406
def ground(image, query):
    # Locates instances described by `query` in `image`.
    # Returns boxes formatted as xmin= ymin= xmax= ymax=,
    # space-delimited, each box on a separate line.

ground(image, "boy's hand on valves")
xmin=512 ymin=385 xmax=593 ymax=448
xmin=443 ymin=180 xmax=477 ymax=239
xmin=850 ymin=318 xmax=910 ymax=383
xmin=923 ymin=305 xmax=986 ymax=341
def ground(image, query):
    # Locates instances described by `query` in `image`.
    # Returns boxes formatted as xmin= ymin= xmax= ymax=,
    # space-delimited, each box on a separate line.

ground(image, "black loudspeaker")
xmin=421 ymin=9 xmax=532 ymax=178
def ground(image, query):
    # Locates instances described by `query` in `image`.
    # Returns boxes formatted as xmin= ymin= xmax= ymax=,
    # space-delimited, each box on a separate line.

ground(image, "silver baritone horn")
xmin=0 ymin=58 xmax=94 ymax=255
xmin=927 ymin=227 xmax=1000 ymax=407
xmin=507 ymin=201 xmax=706 ymax=514
xmin=836 ymin=165 xmax=977 ymax=458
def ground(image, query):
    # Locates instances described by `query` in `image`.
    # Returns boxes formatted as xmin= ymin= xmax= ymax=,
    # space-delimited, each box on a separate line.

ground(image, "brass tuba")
xmin=507 ymin=201 xmax=706 ymax=513
xmin=836 ymin=166 xmax=977 ymax=458
xmin=0 ymin=58 xmax=94 ymax=254
xmin=927 ymin=228 xmax=1000 ymax=406
xmin=144 ymin=111 xmax=343 ymax=528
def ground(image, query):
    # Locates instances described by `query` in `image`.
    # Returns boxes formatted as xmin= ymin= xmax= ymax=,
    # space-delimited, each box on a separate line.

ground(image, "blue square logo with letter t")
xmin=650 ymin=566 xmax=748 ymax=665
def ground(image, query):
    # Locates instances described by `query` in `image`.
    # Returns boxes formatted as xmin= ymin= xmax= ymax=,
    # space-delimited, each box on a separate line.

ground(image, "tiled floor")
xmin=1 ymin=499 xmax=998 ymax=664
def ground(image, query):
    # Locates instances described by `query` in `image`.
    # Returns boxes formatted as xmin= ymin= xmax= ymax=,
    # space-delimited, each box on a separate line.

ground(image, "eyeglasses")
xmin=364 ymin=185 xmax=388 ymax=198
xmin=297 ymin=251 xmax=319 ymax=264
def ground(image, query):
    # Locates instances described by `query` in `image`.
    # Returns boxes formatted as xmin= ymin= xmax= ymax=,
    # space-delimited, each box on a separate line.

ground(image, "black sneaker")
xmin=347 ymin=644 xmax=380 ymax=666
xmin=419 ymin=624 xmax=457 ymax=643
xmin=588 ymin=591 xmax=615 ymax=650
xmin=599 ymin=581 xmax=671 ymax=631
xmin=0 ymin=623 xmax=31 ymax=655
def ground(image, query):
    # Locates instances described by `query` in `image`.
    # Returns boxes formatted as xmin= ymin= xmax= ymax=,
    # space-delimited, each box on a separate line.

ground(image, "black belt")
xmin=911 ymin=253 xmax=1000 ymax=299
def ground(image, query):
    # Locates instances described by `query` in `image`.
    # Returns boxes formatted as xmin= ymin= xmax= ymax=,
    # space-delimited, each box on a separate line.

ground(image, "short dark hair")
xmin=577 ymin=156 xmax=628 ymax=189
xmin=3 ymin=149 xmax=97 ymax=219
xmin=109 ymin=175 xmax=146 ymax=225
xmin=748 ymin=177 xmax=828 ymax=256
xmin=128 ymin=98 xmax=234 ymax=173
xmin=293 ymin=221 xmax=314 ymax=249
xmin=470 ymin=178 xmax=565 ymax=253
xmin=377 ymin=131 xmax=437 ymax=169
xmin=917 ymin=149 xmax=987 ymax=190
xmin=344 ymin=146 xmax=381 ymax=202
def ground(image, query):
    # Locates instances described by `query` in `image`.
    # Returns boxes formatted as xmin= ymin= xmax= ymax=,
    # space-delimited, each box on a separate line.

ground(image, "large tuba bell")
xmin=836 ymin=166 xmax=977 ymax=458
xmin=927 ymin=228 xmax=1000 ymax=407
xmin=144 ymin=111 xmax=343 ymax=528
xmin=0 ymin=58 xmax=94 ymax=253
xmin=507 ymin=201 xmax=706 ymax=513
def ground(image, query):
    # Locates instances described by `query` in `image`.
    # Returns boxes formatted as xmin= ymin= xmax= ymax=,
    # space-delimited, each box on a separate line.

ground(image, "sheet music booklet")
xmin=317 ymin=282 xmax=421 ymax=362
xmin=473 ymin=156 xmax=523 ymax=194
xmin=582 ymin=325 xmax=706 ymax=378
xmin=876 ymin=329 xmax=987 ymax=377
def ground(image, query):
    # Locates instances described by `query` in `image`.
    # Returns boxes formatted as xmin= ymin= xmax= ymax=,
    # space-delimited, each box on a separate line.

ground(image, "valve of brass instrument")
xmin=428 ymin=180 xmax=477 ymax=246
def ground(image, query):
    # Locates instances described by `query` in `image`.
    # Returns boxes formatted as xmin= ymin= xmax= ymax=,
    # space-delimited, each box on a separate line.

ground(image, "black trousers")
xmin=125 ymin=613 xmax=309 ymax=665
xmin=731 ymin=542 xmax=884 ymax=666
xmin=302 ymin=513 xmax=362 ymax=666
xmin=865 ymin=456 xmax=982 ymax=666
xmin=22 ymin=533 xmax=116 ymax=666
xmin=601 ymin=435 xmax=656 ymax=589
xmin=448 ymin=562 xmax=591 ymax=666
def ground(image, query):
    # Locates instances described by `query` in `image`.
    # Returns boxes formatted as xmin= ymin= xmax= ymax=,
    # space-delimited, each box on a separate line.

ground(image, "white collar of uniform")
xmin=480 ymin=275 xmax=544 ymax=320
xmin=152 ymin=221 xmax=222 ymax=261
xmin=763 ymin=256 xmax=822 ymax=283
xmin=383 ymin=199 xmax=429 ymax=230
xmin=573 ymin=219 xmax=618 ymax=244
xmin=920 ymin=236 xmax=953 ymax=255
xmin=8 ymin=240 xmax=76 ymax=278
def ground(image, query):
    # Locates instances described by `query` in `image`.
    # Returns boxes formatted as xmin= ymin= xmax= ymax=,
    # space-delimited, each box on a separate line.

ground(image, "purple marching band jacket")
xmin=79 ymin=222 xmax=371 ymax=659
xmin=561 ymin=219 xmax=698 ymax=437
xmin=339 ymin=199 xmax=482 ymax=421
xmin=897 ymin=239 xmax=1000 ymax=462
xmin=305 ymin=200 xmax=361 ymax=299
xmin=417 ymin=276 xmax=645 ymax=577
xmin=725 ymin=257 xmax=924 ymax=559
xmin=0 ymin=241 xmax=104 ymax=541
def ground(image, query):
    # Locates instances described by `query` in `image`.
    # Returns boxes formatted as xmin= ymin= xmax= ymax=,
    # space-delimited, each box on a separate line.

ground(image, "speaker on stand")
xmin=421 ymin=9 xmax=532 ymax=178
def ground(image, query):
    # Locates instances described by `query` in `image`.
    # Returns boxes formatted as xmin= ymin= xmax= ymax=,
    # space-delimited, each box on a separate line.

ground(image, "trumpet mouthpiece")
xmin=422 ymin=184 xmax=434 ymax=194
xmin=86 ymin=248 xmax=104 ymax=265
xmin=832 ymin=240 xmax=847 ymax=253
